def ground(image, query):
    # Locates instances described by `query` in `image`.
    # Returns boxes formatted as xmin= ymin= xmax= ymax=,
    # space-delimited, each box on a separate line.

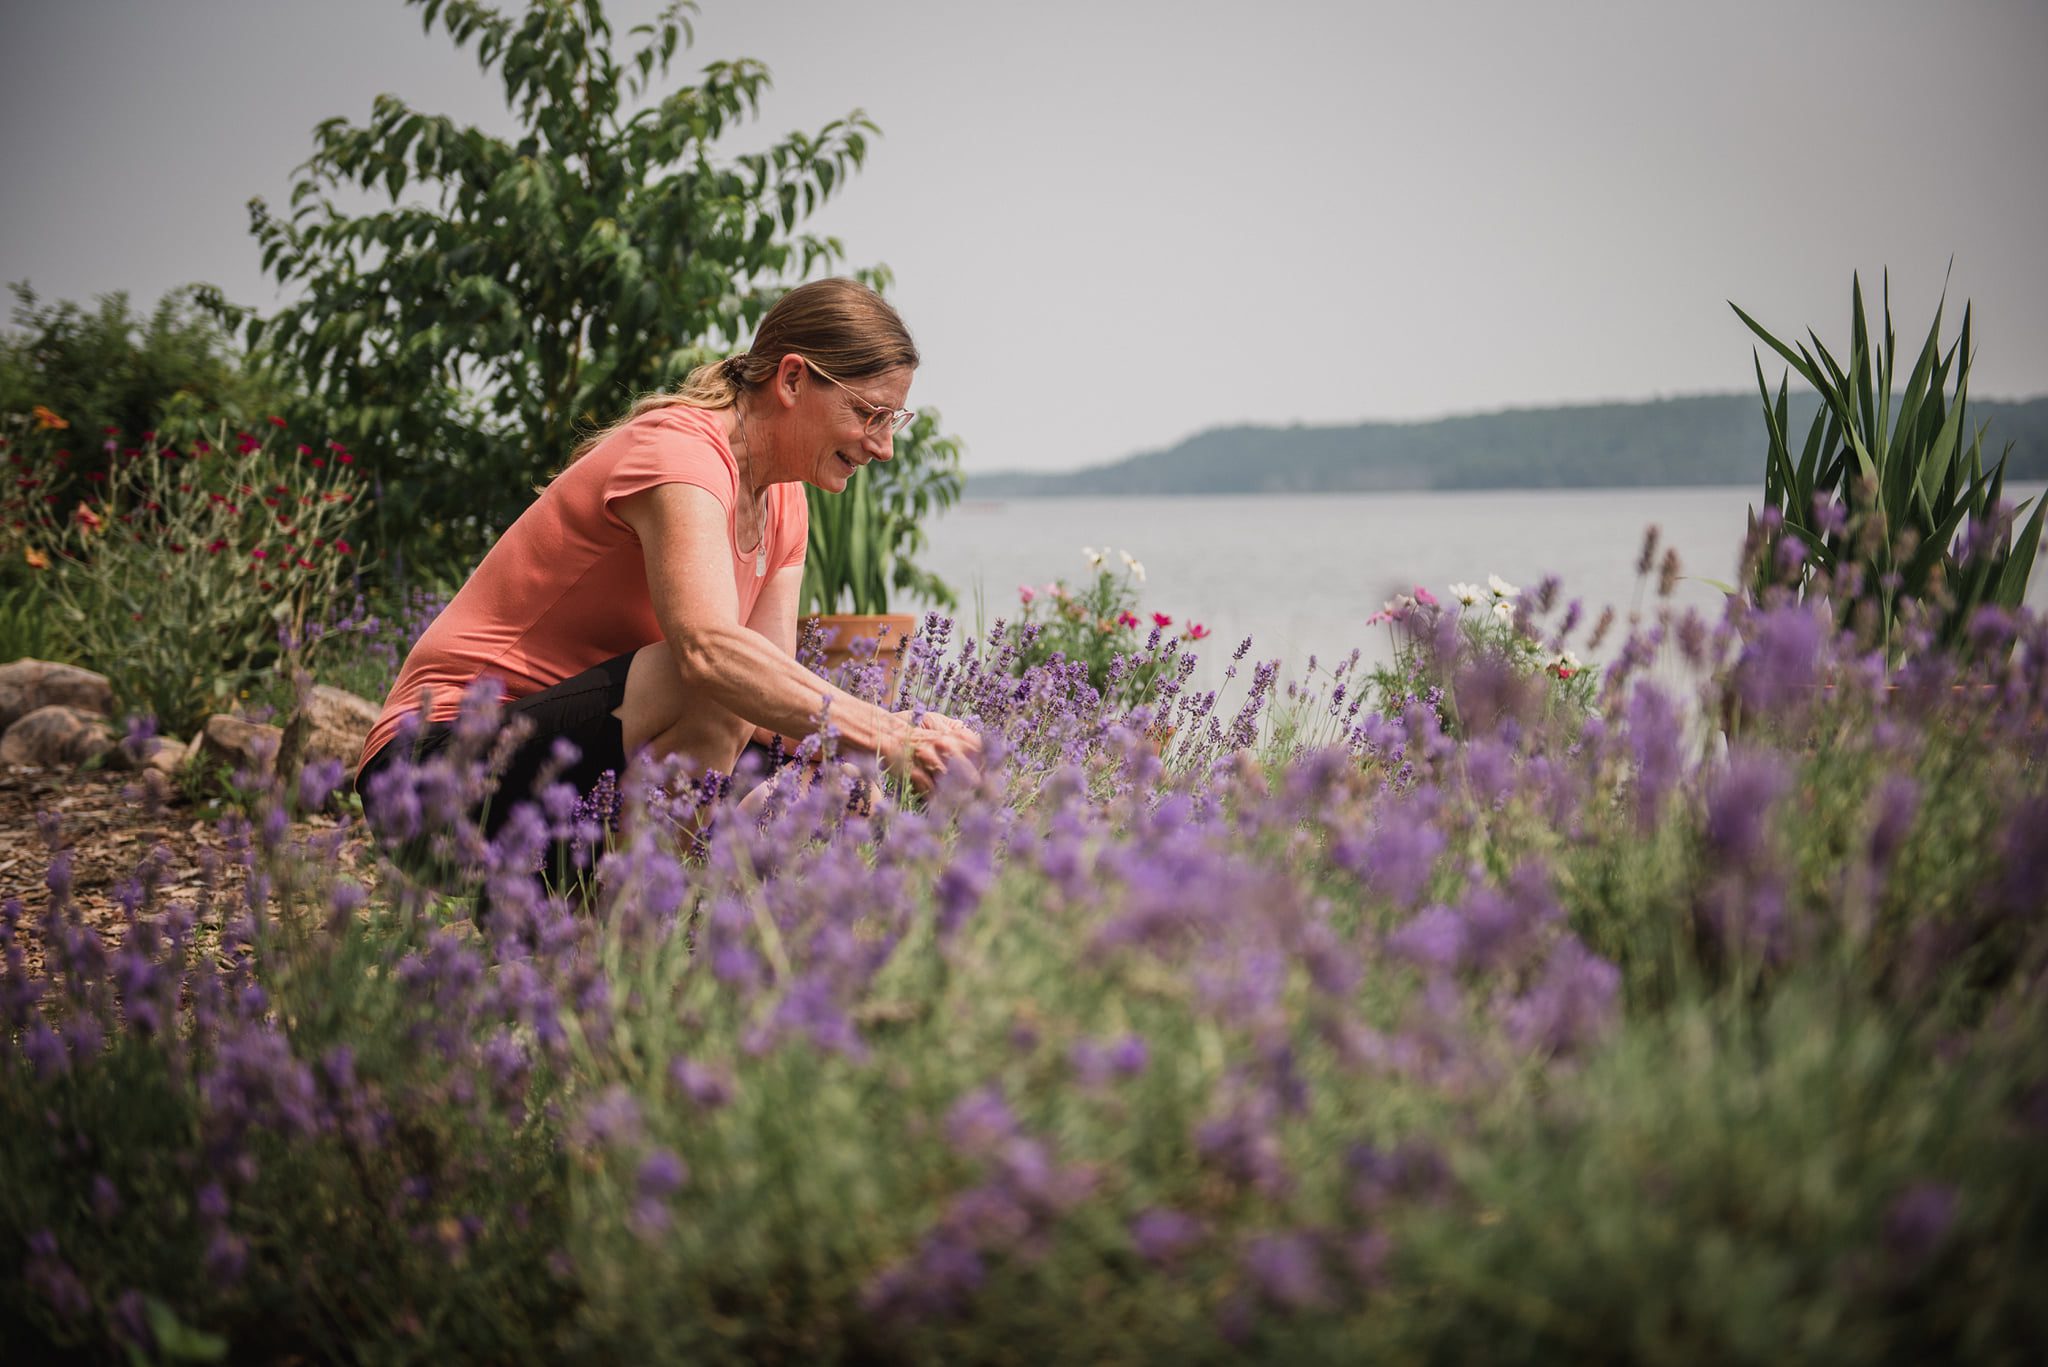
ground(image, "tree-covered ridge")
xmin=968 ymin=393 xmax=2048 ymax=496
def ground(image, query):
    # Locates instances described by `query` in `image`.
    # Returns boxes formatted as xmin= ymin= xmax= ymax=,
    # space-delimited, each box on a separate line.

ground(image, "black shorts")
xmin=355 ymin=649 xmax=635 ymax=843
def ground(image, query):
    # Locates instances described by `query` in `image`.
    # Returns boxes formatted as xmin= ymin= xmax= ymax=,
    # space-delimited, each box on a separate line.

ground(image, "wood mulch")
xmin=1 ymin=760 xmax=377 ymax=982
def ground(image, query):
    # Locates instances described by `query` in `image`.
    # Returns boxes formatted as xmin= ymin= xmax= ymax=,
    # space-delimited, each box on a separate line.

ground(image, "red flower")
xmin=168 ymin=542 xmax=186 ymax=554
xmin=334 ymin=538 xmax=354 ymax=555
xmin=1151 ymin=612 xmax=1173 ymax=629
xmin=141 ymin=430 xmax=157 ymax=442
xmin=338 ymin=453 xmax=353 ymax=465
xmin=251 ymin=548 xmax=268 ymax=560
xmin=193 ymin=440 xmax=212 ymax=454
xmin=268 ymin=415 xmax=288 ymax=427
xmin=311 ymin=457 xmax=326 ymax=468
xmin=1186 ymin=622 xmax=1211 ymax=640
xmin=1116 ymin=610 xmax=1141 ymax=628
xmin=295 ymin=557 xmax=315 ymax=570
xmin=206 ymin=539 xmax=228 ymax=554
xmin=259 ymin=580 xmax=273 ymax=591
xmin=85 ymin=471 xmax=106 ymax=482
xmin=235 ymin=433 xmax=260 ymax=455
xmin=296 ymin=444 xmax=313 ymax=456
xmin=102 ymin=425 xmax=120 ymax=436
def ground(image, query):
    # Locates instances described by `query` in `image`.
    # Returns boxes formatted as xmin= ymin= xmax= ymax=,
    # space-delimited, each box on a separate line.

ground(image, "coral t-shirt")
xmin=359 ymin=404 xmax=808 ymax=768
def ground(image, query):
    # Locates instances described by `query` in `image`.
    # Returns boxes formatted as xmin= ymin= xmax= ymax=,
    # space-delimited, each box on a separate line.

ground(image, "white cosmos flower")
xmin=1082 ymin=546 xmax=1105 ymax=569
xmin=1487 ymin=573 xmax=1520 ymax=599
xmin=1119 ymin=549 xmax=1146 ymax=582
xmin=1492 ymin=600 xmax=1514 ymax=624
xmin=1548 ymin=649 xmax=1583 ymax=673
xmin=1449 ymin=581 xmax=1483 ymax=607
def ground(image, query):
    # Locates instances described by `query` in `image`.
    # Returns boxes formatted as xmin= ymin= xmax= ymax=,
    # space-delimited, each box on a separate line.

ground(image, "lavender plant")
xmin=4 ymin=525 xmax=2045 ymax=1363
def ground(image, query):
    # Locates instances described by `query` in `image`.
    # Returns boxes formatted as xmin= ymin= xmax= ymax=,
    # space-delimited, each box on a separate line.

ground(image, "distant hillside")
xmin=967 ymin=393 xmax=2048 ymax=497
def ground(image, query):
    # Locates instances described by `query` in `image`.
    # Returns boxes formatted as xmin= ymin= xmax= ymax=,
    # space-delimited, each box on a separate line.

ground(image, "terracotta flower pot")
xmin=803 ymin=613 xmax=919 ymax=694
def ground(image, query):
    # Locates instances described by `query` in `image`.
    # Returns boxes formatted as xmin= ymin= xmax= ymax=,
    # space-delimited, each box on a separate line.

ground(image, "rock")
xmin=195 ymin=714 xmax=284 ymax=782
xmin=105 ymin=733 xmax=189 ymax=775
xmin=299 ymin=685 xmax=380 ymax=771
xmin=0 ymin=659 xmax=115 ymax=729
xmin=0 ymin=704 xmax=116 ymax=768
xmin=143 ymin=736 xmax=189 ymax=779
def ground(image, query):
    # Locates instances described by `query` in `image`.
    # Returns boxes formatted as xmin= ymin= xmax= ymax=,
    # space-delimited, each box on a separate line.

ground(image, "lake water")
xmin=920 ymin=484 xmax=2048 ymax=691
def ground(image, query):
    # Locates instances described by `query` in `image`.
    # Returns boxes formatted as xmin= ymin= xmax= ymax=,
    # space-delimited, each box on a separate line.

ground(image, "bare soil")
xmin=1 ymin=759 xmax=375 ymax=979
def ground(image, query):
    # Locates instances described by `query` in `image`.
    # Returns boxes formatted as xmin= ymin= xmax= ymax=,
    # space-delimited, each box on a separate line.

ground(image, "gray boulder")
xmin=301 ymin=685 xmax=380 ymax=770
xmin=0 ymin=704 xmax=116 ymax=768
xmin=195 ymin=714 xmax=283 ymax=781
xmin=0 ymin=659 xmax=114 ymax=729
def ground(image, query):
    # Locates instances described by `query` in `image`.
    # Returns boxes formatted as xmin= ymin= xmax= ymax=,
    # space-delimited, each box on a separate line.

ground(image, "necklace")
xmin=731 ymin=405 xmax=769 ymax=578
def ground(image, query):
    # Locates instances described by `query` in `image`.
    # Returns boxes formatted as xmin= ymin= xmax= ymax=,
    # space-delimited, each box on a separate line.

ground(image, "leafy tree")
xmin=249 ymin=0 xmax=879 ymax=578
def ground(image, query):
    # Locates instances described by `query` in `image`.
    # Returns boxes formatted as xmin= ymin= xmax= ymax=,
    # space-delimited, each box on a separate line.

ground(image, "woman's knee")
xmin=618 ymin=641 xmax=752 ymax=770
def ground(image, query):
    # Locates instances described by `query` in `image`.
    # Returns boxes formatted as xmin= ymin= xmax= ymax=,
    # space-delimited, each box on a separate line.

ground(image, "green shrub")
xmin=1 ymin=414 xmax=368 ymax=731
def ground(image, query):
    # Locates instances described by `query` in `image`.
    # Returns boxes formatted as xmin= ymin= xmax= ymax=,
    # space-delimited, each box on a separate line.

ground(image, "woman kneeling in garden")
xmin=354 ymin=277 xmax=981 ymax=851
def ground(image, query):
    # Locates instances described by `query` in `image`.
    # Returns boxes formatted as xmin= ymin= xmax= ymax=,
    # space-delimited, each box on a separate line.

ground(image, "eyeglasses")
xmin=800 ymin=357 xmax=917 ymax=440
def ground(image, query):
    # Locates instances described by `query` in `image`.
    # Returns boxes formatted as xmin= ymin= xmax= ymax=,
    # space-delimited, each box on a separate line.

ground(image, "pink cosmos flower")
xmin=1186 ymin=622 xmax=1210 ymax=640
xmin=1117 ymin=610 xmax=1141 ymax=628
xmin=1414 ymin=586 xmax=1439 ymax=607
xmin=1152 ymin=612 xmax=1173 ymax=629
xmin=1018 ymin=584 xmax=1037 ymax=604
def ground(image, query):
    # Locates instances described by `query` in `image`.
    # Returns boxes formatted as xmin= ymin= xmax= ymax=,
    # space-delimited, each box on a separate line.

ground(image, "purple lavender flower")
xmin=1387 ymin=905 xmax=1466 ymax=973
xmin=1730 ymin=603 xmax=1825 ymax=713
xmin=1241 ymin=1232 xmax=1329 ymax=1310
xmin=1129 ymin=1207 xmax=1205 ymax=1266
xmin=637 ymin=1147 xmax=688 ymax=1199
xmin=1339 ymin=801 xmax=1446 ymax=908
xmin=574 ymin=1087 xmax=645 ymax=1149
xmin=1704 ymin=749 xmax=1792 ymax=864
xmin=945 ymin=1087 xmax=1019 ymax=1157
xmin=24 ymin=1231 xmax=90 ymax=1320
xmin=668 ymin=1056 xmax=735 ymax=1109
xmin=1069 ymin=1033 xmax=1150 ymax=1088
xmin=1867 ymin=774 xmax=1921 ymax=872
xmin=204 ymin=1229 xmax=249 ymax=1285
xmin=1626 ymin=684 xmax=1684 ymax=831
xmin=1883 ymin=1181 xmax=1959 ymax=1269
xmin=1498 ymin=937 xmax=1621 ymax=1058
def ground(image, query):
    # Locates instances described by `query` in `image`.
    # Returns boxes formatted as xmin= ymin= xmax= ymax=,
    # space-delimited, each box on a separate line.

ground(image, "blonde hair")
xmin=565 ymin=277 xmax=919 ymax=466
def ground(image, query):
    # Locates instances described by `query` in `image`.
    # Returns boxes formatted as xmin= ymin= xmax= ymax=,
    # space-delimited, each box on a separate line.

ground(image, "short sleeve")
xmin=598 ymin=408 xmax=739 ymax=527
xmin=775 ymin=482 xmax=810 ymax=572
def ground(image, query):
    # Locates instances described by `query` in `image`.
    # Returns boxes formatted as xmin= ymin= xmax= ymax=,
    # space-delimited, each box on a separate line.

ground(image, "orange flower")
xmin=73 ymin=501 xmax=104 ymax=533
xmin=32 ymin=405 xmax=68 ymax=430
xmin=23 ymin=545 xmax=49 ymax=570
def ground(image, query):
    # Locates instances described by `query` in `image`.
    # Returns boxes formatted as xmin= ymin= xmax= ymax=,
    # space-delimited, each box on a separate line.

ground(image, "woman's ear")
xmin=774 ymin=354 xmax=807 ymax=408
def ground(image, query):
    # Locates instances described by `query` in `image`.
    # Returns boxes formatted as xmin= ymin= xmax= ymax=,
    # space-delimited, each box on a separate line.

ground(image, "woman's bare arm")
xmin=614 ymin=481 xmax=979 ymax=788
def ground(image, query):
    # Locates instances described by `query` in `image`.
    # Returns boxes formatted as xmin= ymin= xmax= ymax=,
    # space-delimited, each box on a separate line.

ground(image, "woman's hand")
xmin=885 ymin=709 xmax=982 ymax=794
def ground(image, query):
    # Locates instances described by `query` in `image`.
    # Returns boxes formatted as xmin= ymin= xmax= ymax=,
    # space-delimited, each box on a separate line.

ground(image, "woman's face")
xmin=795 ymin=363 xmax=914 ymax=492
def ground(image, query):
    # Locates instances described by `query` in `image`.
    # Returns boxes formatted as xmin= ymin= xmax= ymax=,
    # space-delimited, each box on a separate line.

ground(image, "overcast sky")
xmin=2 ymin=0 xmax=2044 ymax=474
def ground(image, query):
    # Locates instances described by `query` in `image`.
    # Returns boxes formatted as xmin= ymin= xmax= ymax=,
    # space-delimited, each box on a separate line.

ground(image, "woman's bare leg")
xmin=613 ymin=640 xmax=753 ymax=772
